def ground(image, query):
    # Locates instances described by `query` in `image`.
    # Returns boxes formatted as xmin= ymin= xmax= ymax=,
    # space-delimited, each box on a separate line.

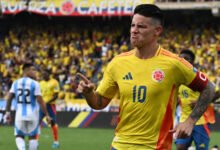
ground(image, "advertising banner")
xmin=1 ymin=0 xmax=154 ymax=16
xmin=0 ymin=98 xmax=120 ymax=113
xmin=1 ymin=111 xmax=220 ymax=130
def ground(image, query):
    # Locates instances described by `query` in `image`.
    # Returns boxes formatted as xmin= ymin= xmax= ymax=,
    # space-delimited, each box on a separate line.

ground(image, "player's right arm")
xmin=35 ymin=81 xmax=51 ymax=123
xmin=5 ymin=80 xmax=17 ymax=124
xmin=77 ymin=73 xmax=111 ymax=110
xmin=5 ymin=92 xmax=15 ymax=124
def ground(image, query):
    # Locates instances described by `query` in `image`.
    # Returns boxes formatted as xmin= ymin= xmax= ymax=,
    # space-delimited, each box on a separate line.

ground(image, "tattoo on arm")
xmin=190 ymin=81 xmax=215 ymax=122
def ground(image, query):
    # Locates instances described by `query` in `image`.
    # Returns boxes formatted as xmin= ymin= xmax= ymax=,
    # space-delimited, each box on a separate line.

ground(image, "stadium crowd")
xmin=156 ymin=0 xmax=218 ymax=2
xmin=0 ymin=14 xmax=220 ymax=108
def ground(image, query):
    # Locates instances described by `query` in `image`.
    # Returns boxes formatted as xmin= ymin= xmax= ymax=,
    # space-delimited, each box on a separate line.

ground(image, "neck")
xmin=23 ymin=73 xmax=28 ymax=77
xmin=135 ymin=42 xmax=159 ymax=59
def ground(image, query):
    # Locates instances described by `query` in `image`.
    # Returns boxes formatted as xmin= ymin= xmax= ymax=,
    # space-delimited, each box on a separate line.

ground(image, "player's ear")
xmin=155 ymin=26 xmax=163 ymax=36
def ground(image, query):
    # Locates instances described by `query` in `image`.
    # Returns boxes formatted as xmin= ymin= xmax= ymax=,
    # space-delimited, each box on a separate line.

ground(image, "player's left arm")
xmin=189 ymin=80 xmax=215 ymax=123
xmin=174 ymin=58 xmax=215 ymax=138
xmin=175 ymin=76 xmax=215 ymax=138
xmin=189 ymin=84 xmax=220 ymax=108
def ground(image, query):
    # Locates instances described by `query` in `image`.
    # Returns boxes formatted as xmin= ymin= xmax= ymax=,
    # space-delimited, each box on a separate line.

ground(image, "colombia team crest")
xmin=60 ymin=0 xmax=75 ymax=15
xmin=152 ymin=69 xmax=165 ymax=83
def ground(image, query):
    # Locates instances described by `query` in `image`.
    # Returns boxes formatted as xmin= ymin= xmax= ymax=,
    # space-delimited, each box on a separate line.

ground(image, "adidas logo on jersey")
xmin=123 ymin=72 xmax=133 ymax=80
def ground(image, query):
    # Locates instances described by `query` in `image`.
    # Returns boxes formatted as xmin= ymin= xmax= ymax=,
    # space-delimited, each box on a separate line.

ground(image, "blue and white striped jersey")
xmin=9 ymin=77 xmax=41 ymax=121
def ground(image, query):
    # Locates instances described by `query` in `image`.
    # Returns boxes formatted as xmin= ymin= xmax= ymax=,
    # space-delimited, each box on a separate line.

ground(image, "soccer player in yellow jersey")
xmin=39 ymin=70 xmax=60 ymax=148
xmin=77 ymin=4 xmax=216 ymax=150
xmin=175 ymin=50 xmax=220 ymax=150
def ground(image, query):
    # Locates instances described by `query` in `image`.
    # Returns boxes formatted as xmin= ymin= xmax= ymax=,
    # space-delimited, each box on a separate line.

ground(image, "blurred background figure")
xmin=39 ymin=69 xmax=60 ymax=148
xmin=4 ymin=63 xmax=50 ymax=150
xmin=175 ymin=50 xmax=217 ymax=150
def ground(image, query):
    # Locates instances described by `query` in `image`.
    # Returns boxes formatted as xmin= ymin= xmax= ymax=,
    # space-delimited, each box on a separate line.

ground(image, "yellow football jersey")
xmin=96 ymin=47 xmax=208 ymax=149
xmin=40 ymin=78 xmax=60 ymax=104
xmin=178 ymin=85 xmax=204 ymax=125
xmin=179 ymin=84 xmax=216 ymax=125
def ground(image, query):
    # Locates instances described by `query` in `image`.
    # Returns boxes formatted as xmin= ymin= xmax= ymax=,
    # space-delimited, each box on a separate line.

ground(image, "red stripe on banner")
xmin=156 ymin=85 xmax=175 ymax=149
xmin=82 ymin=112 xmax=99 ymax=128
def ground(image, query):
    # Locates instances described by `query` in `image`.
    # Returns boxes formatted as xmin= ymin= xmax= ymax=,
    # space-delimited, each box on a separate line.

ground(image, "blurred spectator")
xmin=0 ymin=13 xmax=219 ymax=109
xmin=156 ymin=0 xmax=216 ymax=2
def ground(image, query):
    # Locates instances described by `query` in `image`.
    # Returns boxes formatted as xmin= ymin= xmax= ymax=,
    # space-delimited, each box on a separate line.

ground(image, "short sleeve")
xmin=96 ymin=60 xmax=118 ymax=99
xmin=35 ymin=82 xmax=42 ymax=96
xmin=176 ymin=58 xmax=208 ymax=92
xmin=9 ymin=81 xmax=16 ymax=94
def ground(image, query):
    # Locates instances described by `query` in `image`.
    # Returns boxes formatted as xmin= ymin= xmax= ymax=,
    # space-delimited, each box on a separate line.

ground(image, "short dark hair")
xmin=180 ymin=49 xmax=195 ymax=62
xmin=43 ymin=69 xmax=52 ymax=75
xmin=22 ymin=63 xmax=34 ymax=71
xmin=134 ymin=4 xmax=164 ymax=26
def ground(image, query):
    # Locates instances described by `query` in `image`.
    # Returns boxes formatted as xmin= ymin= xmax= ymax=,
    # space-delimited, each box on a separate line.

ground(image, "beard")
xmin=130 ymin=38 xmax=143 ymax=49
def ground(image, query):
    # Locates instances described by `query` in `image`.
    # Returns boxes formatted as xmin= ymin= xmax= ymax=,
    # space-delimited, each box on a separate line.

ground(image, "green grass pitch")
xmin=0 ymin=126 xmax=219 ymax=149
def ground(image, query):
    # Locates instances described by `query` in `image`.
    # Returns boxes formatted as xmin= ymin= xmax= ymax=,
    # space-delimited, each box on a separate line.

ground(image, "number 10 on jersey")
xmin=132 ymin=85 xmax=147 ymax=103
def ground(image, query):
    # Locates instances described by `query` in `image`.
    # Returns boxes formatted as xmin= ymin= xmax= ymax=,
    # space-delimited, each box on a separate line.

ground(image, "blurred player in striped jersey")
xmin=39 ymin=70 xmax=60 ymax=148
xmin=175 ymin=50 xmax=220 ymax=150
xmin=5 ymin=63 xmax=51 ymax=150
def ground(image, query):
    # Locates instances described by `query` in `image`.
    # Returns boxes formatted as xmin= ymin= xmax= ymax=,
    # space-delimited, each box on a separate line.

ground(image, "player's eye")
xmin=131 ymin=23 xmax=135 ymax=27
xmin=137 ymin=24 xmax=146 ymax=28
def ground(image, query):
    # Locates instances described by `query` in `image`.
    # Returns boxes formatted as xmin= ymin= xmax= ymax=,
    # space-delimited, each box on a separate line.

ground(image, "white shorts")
xmin=14 ymin=119 xmax=40 ymax=137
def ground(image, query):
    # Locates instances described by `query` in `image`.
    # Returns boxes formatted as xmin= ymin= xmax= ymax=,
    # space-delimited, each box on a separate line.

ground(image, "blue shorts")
xmin=175 ymin=124 xmax=210 ymax=150
xmin=110 ymin=147 xmax=117 ymax=150
xmin=40 ymin=104 xmax=57 ymax=123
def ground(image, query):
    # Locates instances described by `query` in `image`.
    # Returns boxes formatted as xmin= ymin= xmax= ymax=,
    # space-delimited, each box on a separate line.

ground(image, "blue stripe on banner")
xmin=22 ymin=78 xmax=27 ymax=117
xmin=30 ymin=81 xmax=35 ymax=111
xmin=79 ymin=112 xmax=94 ymax=127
